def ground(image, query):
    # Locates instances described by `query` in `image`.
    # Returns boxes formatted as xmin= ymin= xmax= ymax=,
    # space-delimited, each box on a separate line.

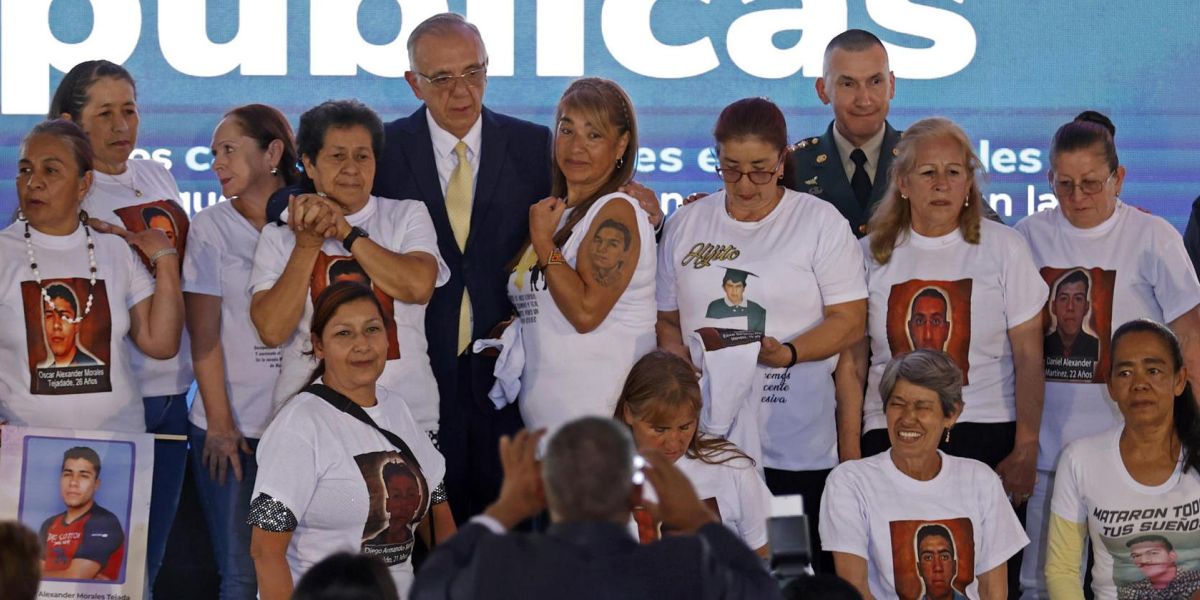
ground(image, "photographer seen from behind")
xmin=410 ymin=417 xmax=781 ymax=600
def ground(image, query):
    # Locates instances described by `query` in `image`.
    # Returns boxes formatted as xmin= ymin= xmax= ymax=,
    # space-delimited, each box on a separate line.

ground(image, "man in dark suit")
xmin=792 ymin=29 xmax=900 ymax=238
xmin=411 ymin=418 xmax=782 ymax=600
xmin=371 ymin=13 xmax=552 ymax=524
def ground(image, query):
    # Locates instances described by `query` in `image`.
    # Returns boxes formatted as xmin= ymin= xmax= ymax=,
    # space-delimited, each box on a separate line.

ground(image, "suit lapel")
xmin=402 ymin=107 xmax=457 ymax=257
xmin=815 ymin=122 xmax=857 ymax=219
xmin=468 ymin=107 xmax=508 ymax=252
xmin=870 ymin=121 xmax=901 ymax=208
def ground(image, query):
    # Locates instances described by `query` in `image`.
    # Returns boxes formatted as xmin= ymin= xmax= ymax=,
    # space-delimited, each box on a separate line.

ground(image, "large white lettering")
xmin=159 ymin=0 xmax=287 ymax=77
xmin=0 ymin=0 xmax=981 ymax=114
xmin=310 ymin=0 xmax=445 ymax=76
xmin=537 ymin=0 xmax=583 ymax=76
xmin=600 ymin=0 xmax=718 ymax=78
xmin=2 ymin=0 xmax=140 ymax=114
xmin=725 ymin=0 xmax=845 ymax=79
xmin=866 ymin=0 xmax=976 ymax=79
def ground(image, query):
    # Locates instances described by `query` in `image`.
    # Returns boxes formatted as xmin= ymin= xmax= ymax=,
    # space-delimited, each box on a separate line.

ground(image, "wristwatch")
xmin=342 ymin=226 xmax=369 ymax=252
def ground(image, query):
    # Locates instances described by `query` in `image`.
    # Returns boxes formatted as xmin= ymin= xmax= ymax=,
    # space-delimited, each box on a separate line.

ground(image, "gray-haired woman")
xmin=820 ymin=350 xmax=1028 ymax=600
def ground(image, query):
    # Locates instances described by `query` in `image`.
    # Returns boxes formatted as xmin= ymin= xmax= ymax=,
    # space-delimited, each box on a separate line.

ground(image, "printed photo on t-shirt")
xmin=887 ymin=279 xmax=973 ymax=384
xmin=310 ymin=253 xmax=400 ymax=360
xmin=19 ymin=436 xmax=134 ymax=584
xmin=111 ymin=199 xmax=189 ymax=275
xmin=356 ymin=449 xmax=430 ymax=567
xmin=1098 ymin=527 xmax=1200 ymax=600
xmin=1039 ymin=267 xmax=1116 ymax=384
xmin=704 ymin=266 xmax=766 ymax=333
xmin=22 ymin=279 xmax=113 ymax=395
xmin=889 ymin=518 xmax=975 ymax=600
xmin=632 ymin=498 xmax=722 ymax=544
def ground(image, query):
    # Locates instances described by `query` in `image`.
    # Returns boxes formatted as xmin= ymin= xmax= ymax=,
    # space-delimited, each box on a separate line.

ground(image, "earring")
xmin=944 ymin=428 xmax=951 ymax=443
xmin=79 ymin=210 xmax=89 ymax=223
xmin=964 ymin=196 xmax=970 ymax=208
xmin=900 ymin=194 xmax=909 ymax=201
xmin=615 ymin=157 xmax=625 ymax=170
xmin=270 ymin=167 xmax=279 ymax=176
xmin=17 ymin=209 xmax=26 ymax=222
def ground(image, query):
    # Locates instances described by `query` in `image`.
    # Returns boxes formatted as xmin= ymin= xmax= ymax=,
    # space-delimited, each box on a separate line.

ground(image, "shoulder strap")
xmin=303 ymin=383 xmax=421 ymax=469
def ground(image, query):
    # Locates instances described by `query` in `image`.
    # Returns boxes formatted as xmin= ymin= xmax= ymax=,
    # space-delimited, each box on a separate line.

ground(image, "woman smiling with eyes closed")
xmin=822 ymin=350 xmax=1028 ymax=600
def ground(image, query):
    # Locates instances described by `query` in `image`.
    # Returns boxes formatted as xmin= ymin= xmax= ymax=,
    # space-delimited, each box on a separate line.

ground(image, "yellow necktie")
xmin=446 ymin=141 xmax=474 ymax=355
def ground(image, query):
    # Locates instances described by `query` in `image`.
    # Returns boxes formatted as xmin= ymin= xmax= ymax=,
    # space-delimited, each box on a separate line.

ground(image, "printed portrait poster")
xmin=703 ymin=266 xmax=766 ymax=334
xmin=0 ymin=425 xmax=153 ymax=600
xmin=310 ymin=253 xmax=400 ymax=360
xmin=356 ymin=450 xmax=430 ymax=567
xmin=890 ymin=518 xmax=975 ymax=600
xmin=112 ymin=198 xmax=190 ymax=274
xmin=1093 ymin=505 xmax=1200 ymax=600
xmin=1039 ymin=267 xmax=1116 ymax=384
xmin=21 ymin=279 xmax=113 ymax=395
xmin=886 ymin=279 xmax=973 ymax=384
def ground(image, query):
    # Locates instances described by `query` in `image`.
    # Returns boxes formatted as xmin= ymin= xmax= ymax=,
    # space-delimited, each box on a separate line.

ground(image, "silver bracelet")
xmin=148 ymin=247 xmax=178 ymax=267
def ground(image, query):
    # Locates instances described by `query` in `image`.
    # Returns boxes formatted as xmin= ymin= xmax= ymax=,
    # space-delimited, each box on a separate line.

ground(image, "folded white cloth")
xmin=689 ymin=328 xmax=763 ymax=467
xmin=475 ymin=319 xmax=524 ymax=410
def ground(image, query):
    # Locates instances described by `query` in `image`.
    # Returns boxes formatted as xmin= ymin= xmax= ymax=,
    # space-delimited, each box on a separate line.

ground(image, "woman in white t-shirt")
xmin=49 ymin=60 xmax=194 ymax=585
xmin=249 ymin=282 xmax=455 ymax=600
xmin=615 ymin=350 xmax=771 ymax=556
xmin=1047 ymin=320 xmax=1200 ymax=600
xmin=504 ymin=78 xmax=656 ymax=433
xmin=656 ymin=97 xmax=867 ymax=573
xmin=1 ymin=120 xmax=182 ymax=429
xmin=838 ymin=117 xmax=1047 ymax=511
xmin=182 ymin=104 xmax=298 ymax=599
xmin=249 ymin=99 xmax=448 ymax=435
xmin=1014 ymin=111 xmax=1200 ymax=597
xmin=822 ymin=350 xmax=1028 ymax=600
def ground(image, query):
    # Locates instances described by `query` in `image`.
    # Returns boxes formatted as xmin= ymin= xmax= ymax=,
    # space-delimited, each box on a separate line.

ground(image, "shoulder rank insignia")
xmin=805 ymin=176 xmax=818 ymax=186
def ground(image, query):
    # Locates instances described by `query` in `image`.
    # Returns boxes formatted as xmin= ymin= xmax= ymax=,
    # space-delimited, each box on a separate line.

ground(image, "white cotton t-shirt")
xmin=505 ymin=193 xmax=657 ymax=432
xmin=0 ymin=222 xmax=155 ymax=432
xmin=248 ymin=196 xmax=450 ymax=432
xmin=1016 ymin=203 xmax=1200 ymax=470
xmin=84 ymin=158 xmax=193 ymax=396
xmin=253 ymin=384 xmax=446 ymax=598
xmin=183 ymin=201 xmax=283 ymax=438
xmin=1052 ymin=427 xmax=1200 ymax=600
xmin=631 ymin=447 xmax=771 ymax=550
xmin=862 ymin=221 xmax=1048 ymax=432
xmin=820 ymin=451 xmax=1029 ymax=600
xmin=658 ymin=189 xmax=867 ymax=471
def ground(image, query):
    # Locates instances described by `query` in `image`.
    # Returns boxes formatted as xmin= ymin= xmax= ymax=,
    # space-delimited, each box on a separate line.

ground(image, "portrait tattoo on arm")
xmin=589 ymin=219 xmax=633 ymax=288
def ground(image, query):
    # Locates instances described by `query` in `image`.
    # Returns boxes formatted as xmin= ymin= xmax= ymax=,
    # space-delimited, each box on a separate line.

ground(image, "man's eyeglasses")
xmin=1052 ymin=171 xmax=1115 ymax=197
xmin=417 ymin=66 xmax=487 ymax=89
xmin=715 ymin=153 xmax=785 ymax=185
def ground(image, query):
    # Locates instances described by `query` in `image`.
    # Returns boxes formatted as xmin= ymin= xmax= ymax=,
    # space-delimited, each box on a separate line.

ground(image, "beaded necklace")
xmin=20 ymin=211 xmax=97 ymax=323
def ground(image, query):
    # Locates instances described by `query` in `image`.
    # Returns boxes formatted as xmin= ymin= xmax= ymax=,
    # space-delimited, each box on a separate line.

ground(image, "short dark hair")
xmin=327 ymin=259 xmax=371 ymax=287
xmin=296 ymin=100 xmax=385 ymax=184
xmin=45 ymin=282 xmax=79 ymax=315
xmin=303 ymin=281 xmax=386 ymax=390
xmin=824 ymin=29 xmax=886 ymax=58
xmin=916 ymin=523 xmax=955 ymax=555
xmin=49 ymin=60 xmax=137 ymax=121
xmin=141 ymin=206 xmax=175 ymax=230
xmin=0 ymin=521 xmax=41 ymax=600
xmin=543 ymin=417 xmax=635 ymax=522
xmin=292 ymin=552 xmax=399 ymax=600
xmin=1126 ymin=534 xmax=1173 ymax=551
xmin=62 ymin=446 xmax=101 ymax=478
xmin=224 ymin=104 xmax=301 ymax=186
xmin=596 ymin=220 xmax=632 ymax=251
xmin=24 ymin=119 xmax=94 ymax=177
xmin=1055 ymin=269 xmax=1091 ymax=296
xmin=912 ymin=288 xmax=949 ymax=313
xmin=1050 ymin=110 xmax=1119 ymax=173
